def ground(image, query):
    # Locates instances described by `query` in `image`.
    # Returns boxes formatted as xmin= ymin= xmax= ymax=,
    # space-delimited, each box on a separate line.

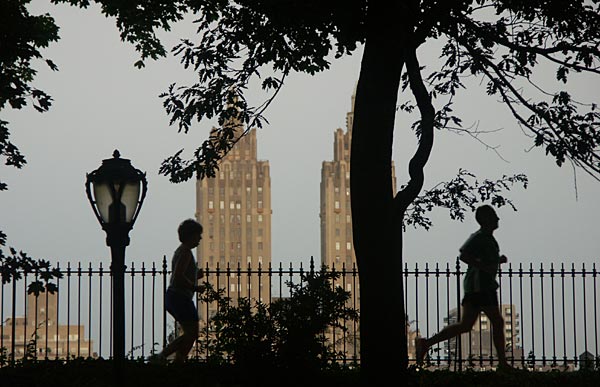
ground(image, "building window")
xmin=335 ymin=201 xmax=340 ymax=209
xmin=346 ymin=242 xmax=351 ymax=250
xmin=258 ymin=200 xmax=263 ymax=209
xmin=247 ymin=214 xmax=251 ymax=222
xmin=258 ymin=187 xmax=262 ymax=192
xmin=230 ymin=201 xmax=235 ymax=209
xmin=258 ymin=242 xmax=263 ymax=250
xmin=220 ymin=201 xmax=224 ymax=210
xmin=258 ymin=214 xmax=263 ymax=222
xmin=258 ymin=228 xmax=263 ymax=236
xmin=346 ymin=215 xmax=351 ymax=223
xmin=258 ymin=256 xmax=263 ymax=264
xmin=336 ymin=242 xmax=340 ymax=251
xmin=335 ymin=228 xmax=340 ymax=237
xmin=236 ymin=202 xmax=241 ymax=210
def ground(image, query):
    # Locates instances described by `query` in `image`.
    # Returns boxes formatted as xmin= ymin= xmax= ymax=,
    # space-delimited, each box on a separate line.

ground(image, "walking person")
xmin=416 ymin=205 xmax=512 ymax=369
xmin=153 ymin=219 xmax=204 ymax=363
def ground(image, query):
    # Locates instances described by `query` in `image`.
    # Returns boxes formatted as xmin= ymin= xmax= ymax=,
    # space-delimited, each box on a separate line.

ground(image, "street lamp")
xmin=85 ymin=150 xmax=147 ymax=361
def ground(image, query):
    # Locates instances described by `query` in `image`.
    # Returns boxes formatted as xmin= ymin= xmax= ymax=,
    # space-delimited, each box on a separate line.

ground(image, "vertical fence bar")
xmin=518 ymin=263 xmax=525 ymax=368
xmin=151 ymin=262 xmax=156 ymax=356
xmin=130 ymin=261 xmax=135 ymax=359
xmin=508 ymin=263 xmax=515 ymax=366
xmin=529 ymin=263 xmax=535 ymax=368
xmin=66 ymin=262 xmax=71 ymax=361
xmin=540 ymin=263 xmax=546 ymax=366
xmin=88 ymin=262 xmax=92 ymax=358
xmin=571 ymin=263 xmax=577 ymax=366
xmin=425 ymin=263 xmax=430 ymax=349
xmin=445 ymin=262 xmax=451 ymax=367
xmin=435 ymin=263 xmax=441 ymax=366
xmin=77 ymin=262 xmax=82 ymax=358
xmin=141 ymin=262 xmax=146 ymax=358
xmin=98 ymin=262 xmax=103 ymax=359
xmin=594 ymin=263 xmax=598 ymax=364
xmin=45 ymin=282 xmax=49 ymax=360
xmin=162 ymin=255 xmax=167 ymax=350
xmin=550 ymin=263 xmax=557 ymax=366
xmin=561 ymin=263 xmax=567 ymax=366
xmin=582 ymin=263 xmax=588 ymax=364
xmin=11 ymin=273 xmax=16 ymax=364
xmin=55 ymin=262 xmax=61 ymax=360
xmin=22 ymin=270 xmax=27 ymax=359
xmin=455 ymin=258 xmax=462 ymax=371
xmin=414 ymin=262 xmax=419 ymax=351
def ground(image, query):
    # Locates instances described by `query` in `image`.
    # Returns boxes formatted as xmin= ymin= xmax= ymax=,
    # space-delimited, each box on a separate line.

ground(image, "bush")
xmin=197 ymin=267 xmax=358 ymax=370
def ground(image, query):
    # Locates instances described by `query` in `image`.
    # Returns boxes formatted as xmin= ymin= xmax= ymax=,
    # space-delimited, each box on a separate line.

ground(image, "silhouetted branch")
xmin=403 ymin=169 xmax=528 ymax=231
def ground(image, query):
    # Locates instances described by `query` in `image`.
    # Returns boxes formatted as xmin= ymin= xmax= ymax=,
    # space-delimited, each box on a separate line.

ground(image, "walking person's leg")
xmin=416 ymin=303 xmax=480 ymax=364
xmin=173 ymin=320 xmax=199 ymax=362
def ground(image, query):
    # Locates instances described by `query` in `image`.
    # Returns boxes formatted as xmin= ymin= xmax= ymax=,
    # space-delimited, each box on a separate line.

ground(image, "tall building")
xmin=320 ymin=92 xmax=397 ymax=299
xmin=0 ymin=292 xmax=94 ymax=359
xmin=196 ymin=127 xmax=272 ymax=320
xmin=444 ymin=303 xmax=523 ymax=369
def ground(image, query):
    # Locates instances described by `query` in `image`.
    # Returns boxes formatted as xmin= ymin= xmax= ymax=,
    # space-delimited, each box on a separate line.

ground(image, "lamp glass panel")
xmin=92 ymin=182 xmax=112 ymax=223
xmin=120 ymin=180 xmax=141 ymax=222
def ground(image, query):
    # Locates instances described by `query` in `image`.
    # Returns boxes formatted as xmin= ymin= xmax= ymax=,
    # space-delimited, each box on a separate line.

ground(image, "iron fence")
xmin=1 ymin=257 xmax=598 ymax=370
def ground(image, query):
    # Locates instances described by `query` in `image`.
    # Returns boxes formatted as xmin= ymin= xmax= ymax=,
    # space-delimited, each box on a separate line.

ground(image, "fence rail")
xmin=1 ymin=257 xmax=598 ymax=371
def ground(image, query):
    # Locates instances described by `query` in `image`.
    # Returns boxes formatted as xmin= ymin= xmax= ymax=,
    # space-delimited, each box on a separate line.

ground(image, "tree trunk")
xmin=351 ymin=2 xmax=435 ymax=381
xmin=350 ymin=1 xmax=407 ymax=380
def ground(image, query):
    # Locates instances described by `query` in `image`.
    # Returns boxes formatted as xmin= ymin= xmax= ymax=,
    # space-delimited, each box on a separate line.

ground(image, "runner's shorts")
xmin=165 ymin=288 xmax=199 ymax=322
xmin=461 ymin=290 xmax=499 ymax=309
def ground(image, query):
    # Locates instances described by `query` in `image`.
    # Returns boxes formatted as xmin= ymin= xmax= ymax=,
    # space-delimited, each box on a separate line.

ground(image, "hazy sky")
xmin=2 ymin=2 xmax=599 ymax=270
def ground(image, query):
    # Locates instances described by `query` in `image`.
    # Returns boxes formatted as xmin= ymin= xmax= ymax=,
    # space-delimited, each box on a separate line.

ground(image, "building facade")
xmin=196 ymin=127 xmax=272 ymax=321
xmin=319 ymin=93 xmax=397 ymax=302
xmin=1 ymin=292 xmax=94 ymax=360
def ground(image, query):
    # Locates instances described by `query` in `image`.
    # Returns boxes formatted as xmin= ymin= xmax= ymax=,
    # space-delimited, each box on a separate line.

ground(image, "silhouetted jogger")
xmin=416 ymin=205 xmax=512 ymax=369
xmin=153 ymin=219 xmax=204 ymax=363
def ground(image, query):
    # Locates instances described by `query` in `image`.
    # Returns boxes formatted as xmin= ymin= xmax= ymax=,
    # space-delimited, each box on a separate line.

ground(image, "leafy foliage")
xmin=404 ymin=169 xmax=529 ymax=230
xmin=0 ymin=247 xmax=62 ymax=295
xmin=197 ymin=268 xmax=358 ymax=370
xmin=0 ymin=0 xmax=60 ymax=190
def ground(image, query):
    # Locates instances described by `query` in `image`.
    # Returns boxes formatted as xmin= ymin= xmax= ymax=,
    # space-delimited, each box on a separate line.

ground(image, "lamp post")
xmin=85 ymin=150 xmax=147 ymax=361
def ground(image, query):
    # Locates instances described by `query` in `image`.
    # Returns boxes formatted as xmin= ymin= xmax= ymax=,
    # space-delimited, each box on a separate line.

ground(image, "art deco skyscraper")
xmin=320 ymin=92 xmax=397 ymax=302
xmin=196 ymin=127 xmax=272 ymax=310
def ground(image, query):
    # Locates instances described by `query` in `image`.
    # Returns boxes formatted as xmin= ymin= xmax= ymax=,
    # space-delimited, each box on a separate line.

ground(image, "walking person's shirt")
xmin=167 ymin=245 xmax=198 ymax=299
xmin=460 ymin=230 xmax=501 ymax=294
